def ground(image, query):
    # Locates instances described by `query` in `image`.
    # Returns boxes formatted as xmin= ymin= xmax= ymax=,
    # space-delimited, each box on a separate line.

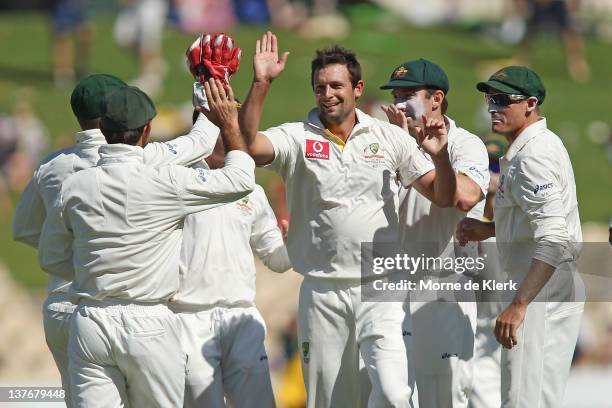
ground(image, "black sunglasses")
xmin=485 ymin=93 xmax=529 ymax=108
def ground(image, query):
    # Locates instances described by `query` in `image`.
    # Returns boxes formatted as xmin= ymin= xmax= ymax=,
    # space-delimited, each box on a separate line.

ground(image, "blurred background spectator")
xmin=513 ymin=0 xmax=591 ymax=83
xmin=50 ymin=0 xmax=94 ymax=88
xmin=114 ymin=0 xmax=169 ymax=96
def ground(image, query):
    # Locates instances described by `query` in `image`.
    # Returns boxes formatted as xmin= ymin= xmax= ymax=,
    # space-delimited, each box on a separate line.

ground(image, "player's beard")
xmin=318 ymin=100 xmax=354 ymax=128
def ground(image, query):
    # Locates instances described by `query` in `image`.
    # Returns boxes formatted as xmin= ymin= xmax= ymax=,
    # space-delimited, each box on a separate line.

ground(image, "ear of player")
xmin=186 ymin=32 xmax=242 ymax=86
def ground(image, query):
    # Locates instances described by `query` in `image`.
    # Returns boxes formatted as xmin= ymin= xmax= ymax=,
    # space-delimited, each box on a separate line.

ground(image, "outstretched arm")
xmin=239 ymin=31 xmax=289 ymax=166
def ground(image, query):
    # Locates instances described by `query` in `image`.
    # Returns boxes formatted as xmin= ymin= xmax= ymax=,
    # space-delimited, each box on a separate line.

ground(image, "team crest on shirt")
xmin=305 ymin=139 xmax=330 ymax=160
xmin=363 ymin=142 xmax=386 ymax=168
xmin=235 ymin=196 xmax=253 ymax=215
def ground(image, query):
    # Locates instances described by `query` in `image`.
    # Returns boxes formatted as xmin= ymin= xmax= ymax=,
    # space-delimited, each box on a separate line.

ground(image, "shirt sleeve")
xmin=393 ymin=126 xmax=435 ymax=186
xmin=513 ymin=153 xmax=573 ymax=267
xmin=452 ymin=133 xmax=490 ymax=195
xmin=37 ymin=190 xmax=75 ymax=280
xmin=142 ymin=113 xmax=219 ymax=167
xmin=261 ymin=124 xmax=297 ymax=178
xmin=170 ymin=150 xmax=256 ymax=215
xmin=12 ymin=172 xmax=46 ymax=248
xmin=250 ymin=186 xmax=292 ymax=273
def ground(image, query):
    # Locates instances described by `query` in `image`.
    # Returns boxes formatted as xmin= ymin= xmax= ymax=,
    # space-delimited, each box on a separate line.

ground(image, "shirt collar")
xmin=97 ymin=143 xmax=144 ymax=165
xmin=74 ymin=128 xmax=107 ymax=145
xmin=306 ymin=108 xmax=373 ymax=144
xmin=444 ymin=115 xmax=457 ymax=144
xmin=503 ymin=118 xmax=546 ymax=162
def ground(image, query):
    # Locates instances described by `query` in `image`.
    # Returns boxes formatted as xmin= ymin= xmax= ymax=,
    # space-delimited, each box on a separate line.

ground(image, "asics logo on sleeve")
xmin=195 ymin=168 xmax=209 ymax=183
xmin=533 ymin=182 xmax=553 ymax=194
xmin=305 ymin=139 xmax=329 ymax=160
xmin=165 ymin=142 xmax=178 ymax=155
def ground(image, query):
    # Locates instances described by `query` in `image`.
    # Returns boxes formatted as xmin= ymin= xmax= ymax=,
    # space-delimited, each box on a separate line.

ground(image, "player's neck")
xmin=323 ymin=112 xmax=357 ymax=143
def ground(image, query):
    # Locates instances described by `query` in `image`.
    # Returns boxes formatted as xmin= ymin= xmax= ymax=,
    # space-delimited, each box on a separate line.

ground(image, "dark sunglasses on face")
xmin=485 ymin=93 xmax=529 ymax=108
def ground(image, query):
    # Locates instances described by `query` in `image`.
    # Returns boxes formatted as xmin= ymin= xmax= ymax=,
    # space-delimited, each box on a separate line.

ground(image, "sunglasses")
xmin=485 ymin=93 xmax=529 ymax=108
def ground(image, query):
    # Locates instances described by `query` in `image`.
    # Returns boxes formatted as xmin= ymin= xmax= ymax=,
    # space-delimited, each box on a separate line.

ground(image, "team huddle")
xmin=13 ymin=30 xmax=583 ymax=408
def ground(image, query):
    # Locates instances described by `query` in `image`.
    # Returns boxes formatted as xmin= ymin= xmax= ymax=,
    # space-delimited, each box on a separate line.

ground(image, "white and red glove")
xmin=186 ymin=32 xmax=241 ymax=86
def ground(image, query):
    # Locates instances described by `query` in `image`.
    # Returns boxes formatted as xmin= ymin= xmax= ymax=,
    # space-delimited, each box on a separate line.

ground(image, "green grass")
xmin=1 ymin=8 xmax=611 ymax=288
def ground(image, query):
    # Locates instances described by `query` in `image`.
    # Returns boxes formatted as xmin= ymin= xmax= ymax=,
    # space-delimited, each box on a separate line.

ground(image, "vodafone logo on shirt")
xmin=305 ymin=139 xmax=330 ymax=160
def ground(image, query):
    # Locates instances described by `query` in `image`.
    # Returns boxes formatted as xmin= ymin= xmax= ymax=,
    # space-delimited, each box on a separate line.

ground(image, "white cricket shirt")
xmin=399 ymin=116 xmax=490 ymax=257
xmin=38 ymin=146 xmax=255 ymax=303
xmin=171 ymin=184 xmax=290 ymax=310
xmin=13 ymin=114 xmax=220 ymax=295
xmin=494 ymin=118 xmax=583 ymax=312
xmin=262 ymin=108 xmax=433 ymax=279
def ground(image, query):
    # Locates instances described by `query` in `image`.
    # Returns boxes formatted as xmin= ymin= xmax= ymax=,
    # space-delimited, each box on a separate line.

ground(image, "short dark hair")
xmin=424 ymin=88 xmax=448 ymax=114
xmin=311 ymin=45 xmax=361 ymax=88
xmin=101 ymin=125 xmax=145 ymax=145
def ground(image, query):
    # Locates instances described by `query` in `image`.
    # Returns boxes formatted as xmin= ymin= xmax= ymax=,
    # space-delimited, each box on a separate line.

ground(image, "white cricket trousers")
xmin=468 ymin=317 xmax=501 ymax=408
xmin=501 ymin=302 xmax=582 ymax=408
xmin=297 ymin=277 xmax=416 ymax=408
xmin=175 ymin=306 xmax=275 ymax=408
xmin=68 ymin=299 xmax=186 ymax=408
xmin=43 ymin=293 xmax=76 ymax=407
xmin=410 ymin=300 xmax=476 ymax=408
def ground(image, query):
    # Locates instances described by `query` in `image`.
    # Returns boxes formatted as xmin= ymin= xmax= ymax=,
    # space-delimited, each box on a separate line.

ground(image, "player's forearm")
xmin=511 ymin=258 xmax=555 ymax=306
xmin=430 ymin=148 xmax=456 ymax=207
xmin=239 ymin=80 xmax=271 ymax=152
xmin=220 ymin=121 xmax=247 ymax=153
xmin=454 ymin=174 xmax=484 ymax=212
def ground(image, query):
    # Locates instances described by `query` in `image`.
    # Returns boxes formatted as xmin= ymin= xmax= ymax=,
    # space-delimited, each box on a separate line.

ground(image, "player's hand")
xmin=201 ymin=78 xmax=238 ymax=129
xmin=254 ymin=31 xmax=289 ymax=83
xmin=381 ymin=104 xmax=409 ymax=133
xmin=280 ymin=219 xmax=289 ymax=242
xmin=455 ymin=217 xmax=494 ymax=246
xmin=495 ymin=302 xmax=527 ymax=349
xmin=415 ymin=115 xmax=448 ymax=157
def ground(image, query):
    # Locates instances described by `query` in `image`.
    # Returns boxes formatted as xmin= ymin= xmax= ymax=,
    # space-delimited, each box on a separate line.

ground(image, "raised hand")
xmin=381 ymin=104 xmax=409 ymax=133
xmin=201 ymin=78 xmax=238 ymax=129
xmin=415 ymin=114 xmax=448 ymax=157
xmin=254 ymin=31 xmax=289 ymax=83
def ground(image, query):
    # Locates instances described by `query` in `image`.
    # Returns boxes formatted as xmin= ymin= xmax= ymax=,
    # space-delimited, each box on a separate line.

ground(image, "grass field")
xmin=0 ymin=6 xmax=610 ymax=288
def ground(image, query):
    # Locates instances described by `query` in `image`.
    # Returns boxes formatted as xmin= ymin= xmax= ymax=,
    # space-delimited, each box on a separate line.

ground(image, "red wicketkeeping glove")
xmin=186 ymin=32 xmax=241 ymax=87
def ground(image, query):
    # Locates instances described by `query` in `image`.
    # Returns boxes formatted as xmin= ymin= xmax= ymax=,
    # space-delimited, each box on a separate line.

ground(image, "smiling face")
xmin=485 ymin=91 xmax=538 ymax=138
xmin=313 ymin=63 xmax=363 ymax=127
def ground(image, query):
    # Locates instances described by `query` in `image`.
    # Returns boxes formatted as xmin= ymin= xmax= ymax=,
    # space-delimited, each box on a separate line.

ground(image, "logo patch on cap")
xmin=492 ymin=70 xmax=507 ymax=80
xmin=393 ymin=66 xmax=408 ymax=79
xmin=305 ymin=139 xmax=330 ymax=160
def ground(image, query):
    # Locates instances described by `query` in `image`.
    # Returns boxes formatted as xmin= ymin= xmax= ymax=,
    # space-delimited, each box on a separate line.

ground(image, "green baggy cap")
xmin=101 ymin=86 xmax=157 ymax=132
xmin=476 ymin=66 xmax=546 ymax=105
xmin=380 ymin=58 xmax=449 ymax=94
xmin=70 ymin=74 xmax=127 ymax=119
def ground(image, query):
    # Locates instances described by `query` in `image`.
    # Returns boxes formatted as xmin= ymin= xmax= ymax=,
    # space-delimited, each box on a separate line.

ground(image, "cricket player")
xmin=379 ymin=59 xmax=490 ymax=408
xmin=239 ymin=31 xmax=457 ymax=407
xmin=170 ymin=135 xmax=291 ymax=408
xmin=37 ymin=80 xmax=255 ymax=407
xmin=457 ymin=66 xmax=584 ymax=407
xmin=12 ymin=73 xmax=222 ymax=405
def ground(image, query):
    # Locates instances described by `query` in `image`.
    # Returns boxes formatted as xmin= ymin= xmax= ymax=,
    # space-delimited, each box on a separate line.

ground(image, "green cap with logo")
xmin=70 ymin=74 xmax=127 ymax=120
xmin=476 ymin=66 xmax=546 ymax=105
xmin=380 ymin=58 xmax=449 ymax=94
xmin=101 ymin=86 xmax=157 ymax=132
